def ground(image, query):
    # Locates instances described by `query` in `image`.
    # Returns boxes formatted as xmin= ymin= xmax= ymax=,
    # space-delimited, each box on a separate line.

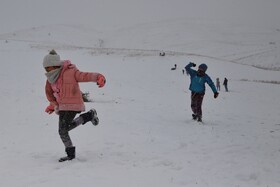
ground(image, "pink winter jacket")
xmin=45 ymin=60 xmax=100 ymax=112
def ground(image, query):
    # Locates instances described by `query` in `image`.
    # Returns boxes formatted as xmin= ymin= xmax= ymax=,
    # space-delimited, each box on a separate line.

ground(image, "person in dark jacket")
xmin=223 ymin=77 xmax=228 ymax=92
xmin=185 ymin=62 xmax=219 ymax=122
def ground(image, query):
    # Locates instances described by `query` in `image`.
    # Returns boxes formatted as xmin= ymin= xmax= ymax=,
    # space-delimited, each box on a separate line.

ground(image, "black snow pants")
xmin=58 ymin=111 xmax=82 ymax=148
xmin=191 ymin=92 xmax=205 ymax=118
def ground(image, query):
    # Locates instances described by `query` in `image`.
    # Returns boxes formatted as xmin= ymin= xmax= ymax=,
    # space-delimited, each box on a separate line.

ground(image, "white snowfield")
xmin=0 ymin=1 xmax=280 ymax=187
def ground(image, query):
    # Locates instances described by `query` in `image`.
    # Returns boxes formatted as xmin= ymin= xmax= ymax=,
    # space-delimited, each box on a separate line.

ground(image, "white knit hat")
xmin=43 ymin=50 xmax=63 ymax=68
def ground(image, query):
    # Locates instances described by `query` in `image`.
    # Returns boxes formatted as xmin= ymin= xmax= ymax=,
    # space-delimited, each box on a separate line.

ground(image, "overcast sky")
xmin=0 ymin=0 xmax=279 ymax=32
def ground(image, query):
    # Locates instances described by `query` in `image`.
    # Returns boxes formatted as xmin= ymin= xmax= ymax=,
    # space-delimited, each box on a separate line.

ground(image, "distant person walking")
xmin=223 ymin=78 xmax=228 ymax=92
xmin=216 ymin=78 xmax=220 ymax=91
xmin=185 ymin=62 xmax=219 ymax=122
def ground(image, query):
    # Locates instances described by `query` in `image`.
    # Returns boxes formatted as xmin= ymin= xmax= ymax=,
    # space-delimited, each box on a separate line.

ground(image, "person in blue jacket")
xmin=185 ymin=62 xmax=219 ymax=122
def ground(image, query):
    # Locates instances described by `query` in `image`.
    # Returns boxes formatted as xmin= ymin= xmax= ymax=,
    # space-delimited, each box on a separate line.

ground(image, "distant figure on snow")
xmin=159 ymin=52 xmax=165 ymax=56
xmin=185 ymin=62 xmax=219 ymax=122
xmin=216 ymin=78 xmax=220 ymax=91
xmin=43 ymin=49 xmax=106 ymax=162
xmin=171 ymin=64 xmax=177 ymax=70
xmin=223 ymin=77 xmax=228 ymax=92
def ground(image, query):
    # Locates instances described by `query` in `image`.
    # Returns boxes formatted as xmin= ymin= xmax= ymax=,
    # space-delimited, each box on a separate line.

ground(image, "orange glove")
xmin=97 ymin=74 xmax=106 ymax=88
xmin=45 ymin=105 xmax=55 ymax=114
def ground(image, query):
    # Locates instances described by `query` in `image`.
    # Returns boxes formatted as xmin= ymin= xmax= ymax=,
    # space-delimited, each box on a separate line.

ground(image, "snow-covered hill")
xmin=0 ymin=1 xmax=280 ymax=186
xmin=2 ymin=19 xmax=280 ymax=71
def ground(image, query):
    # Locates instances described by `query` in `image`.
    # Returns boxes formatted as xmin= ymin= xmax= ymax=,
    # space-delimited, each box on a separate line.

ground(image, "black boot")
xmin=192 ymin=114 xmax=197 ymax=120
xmin=59 ymin=146 xmax=76 ymax=162
xmin=197 ymin=117 xmax=202 ymax=122
xmin=79 ymin=108 xmax=99 ymax=126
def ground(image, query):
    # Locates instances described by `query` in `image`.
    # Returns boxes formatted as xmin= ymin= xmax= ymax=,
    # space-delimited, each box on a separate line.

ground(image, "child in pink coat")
xmin=43 ymin=50 xmax=106 ymax=162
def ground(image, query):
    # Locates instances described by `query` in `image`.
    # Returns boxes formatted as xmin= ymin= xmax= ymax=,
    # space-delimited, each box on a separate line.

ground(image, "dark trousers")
xmin=224 ymin=84 xmax=228 ymax=92
xmin=191 ymin=92 xmax=205 ymax=118
xmin=58 ymin=111 xmax=81 ymax=148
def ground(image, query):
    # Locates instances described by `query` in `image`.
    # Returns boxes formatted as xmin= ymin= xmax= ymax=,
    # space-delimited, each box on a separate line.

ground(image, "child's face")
xmin=45 ymin=66 xmax=60 ymax=72
xmin=197 ymin=69 xmax=206 ymax=76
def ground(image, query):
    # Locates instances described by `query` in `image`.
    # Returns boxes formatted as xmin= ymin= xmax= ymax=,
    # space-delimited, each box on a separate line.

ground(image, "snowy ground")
xmin=1 ymin=1 xmax=280 ymax=186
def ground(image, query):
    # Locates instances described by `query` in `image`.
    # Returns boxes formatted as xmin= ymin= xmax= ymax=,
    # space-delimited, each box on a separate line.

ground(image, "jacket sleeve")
xmin=74 ymin=69 xmax=100 ymax=83
xmin=45 ymin=81 xmax=58 ymax=107
xmin=185 ymin=63 xmax=196 ymax=77
xmin=206 ymin=75 xmax=218 ymax=93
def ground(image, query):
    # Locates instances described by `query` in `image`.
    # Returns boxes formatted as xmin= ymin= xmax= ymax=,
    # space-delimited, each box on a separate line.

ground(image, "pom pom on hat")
xmin=43 ymin=49 xmax=63 ymax=68
xmin=49 ymin=49 xmax=57 ymax=55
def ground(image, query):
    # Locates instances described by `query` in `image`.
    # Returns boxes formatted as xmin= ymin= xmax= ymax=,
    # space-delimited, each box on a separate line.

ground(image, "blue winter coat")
xmin=185 ymin=63 xmax=217 ymax=94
